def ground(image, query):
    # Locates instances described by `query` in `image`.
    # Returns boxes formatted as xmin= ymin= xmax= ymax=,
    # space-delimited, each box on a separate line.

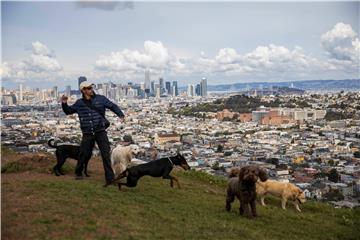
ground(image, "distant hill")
xmin=206 ymin=79 xmax=360 ymax=92
xmin=1 ymin=146 xmax=359 ymax=239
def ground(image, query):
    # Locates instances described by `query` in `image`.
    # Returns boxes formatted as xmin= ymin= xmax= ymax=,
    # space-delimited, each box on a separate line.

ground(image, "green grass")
xmin=1 ymin=160 xmax=74 ymax=174
xmin=2 ymin=170 xmax=359 ymax=240
xmin=1 ymin=145 xmax=16 ymax=155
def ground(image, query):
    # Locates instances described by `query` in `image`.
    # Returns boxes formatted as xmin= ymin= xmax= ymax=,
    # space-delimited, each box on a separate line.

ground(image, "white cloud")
xmin=2 ymin=22 xmax=359 ymax=85
xmin=31 ymin=41 xmax=55 ymax=57
xmin=190 ymin=45 xmax=330 ymax=78
xmin=93 ymin=33 xmax=358 ymax=81
xmin=1 ymin=41 xmax=62 ymax=81
xmin=95 ymin=41 xmax=190 ymax=79
xmin=321 ymin=22 xmax=359 ymax=62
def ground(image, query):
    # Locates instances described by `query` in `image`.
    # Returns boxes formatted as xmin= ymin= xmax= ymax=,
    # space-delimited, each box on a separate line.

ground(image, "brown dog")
xmin=226 ymin=166 xmax=268 ymax=218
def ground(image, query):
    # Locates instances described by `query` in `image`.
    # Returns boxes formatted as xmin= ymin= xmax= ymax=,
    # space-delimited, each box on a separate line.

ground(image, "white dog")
xmin=111 ymin=144 xmax=140 ymax=178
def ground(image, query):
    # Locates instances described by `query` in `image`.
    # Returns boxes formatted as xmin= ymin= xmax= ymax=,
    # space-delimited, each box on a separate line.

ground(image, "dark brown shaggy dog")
xmin=228 ymin=167 xmax=241 ymax=178
xmin=226 ymin=166 xmax=268 ymax=218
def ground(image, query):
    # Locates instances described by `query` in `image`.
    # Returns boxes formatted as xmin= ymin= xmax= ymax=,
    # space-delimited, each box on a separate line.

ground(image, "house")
xmin=154 ymin=133 xmax=181 ymax=145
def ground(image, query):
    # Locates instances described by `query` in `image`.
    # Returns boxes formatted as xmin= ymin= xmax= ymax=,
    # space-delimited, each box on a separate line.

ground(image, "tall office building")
xmin=200 ymin=78 xmax=207 ymax=97
xmin=19 ymin=84 xmax=23 ymax=102
xmin=53 ymin=86 xmax=58 ymax=99
xmin=150 ymin=81 xmax=155 ymax=94
xmin=159 ymin=78 xmax=164 ymax=94
xmin=109 ymin=87 xmax=117 ymax=100
xmin=155 ymin=84 xmax=161 ymax=98
xmin=195 ymin=84 xmax=201 ymax=96
xmin=116 ymin=85 xmax=126 ymax=101
xmin=172 ymin=81 xmax=178 ymax=96
xmin=65 ymin=85 xmax=71 ymax=96
xmin=78 ymin=76 xmax=87 ymax=89
xmin=187 ymin=84 xmax=191 ymax=97
xmin=165 ymin=81 xmax=171 ymax=95
xmin=140 ymin=82 xmax=146 ymax=98
xmin=145 ymin=69 xmax=151 ymax=91
xmin=102 ymin=83 xmax=109 ymax=98
xmin=187 ymin=84 xmax=195 ymax=97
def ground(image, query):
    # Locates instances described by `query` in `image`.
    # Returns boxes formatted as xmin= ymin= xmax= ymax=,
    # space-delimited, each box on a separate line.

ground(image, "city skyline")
xmin=1 ymin=1 xmax=359 ymax=89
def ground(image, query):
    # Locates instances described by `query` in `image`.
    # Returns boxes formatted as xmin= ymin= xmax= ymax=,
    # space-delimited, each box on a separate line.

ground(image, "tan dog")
xmin=256 ymin=180 xmax=306 ymax=212
xmin=111 ymin=144 xmax=140 ymax=179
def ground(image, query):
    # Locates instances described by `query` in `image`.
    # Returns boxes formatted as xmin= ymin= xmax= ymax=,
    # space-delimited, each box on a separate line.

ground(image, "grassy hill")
xmin=1 ymin=146 xmax=359 ymax=240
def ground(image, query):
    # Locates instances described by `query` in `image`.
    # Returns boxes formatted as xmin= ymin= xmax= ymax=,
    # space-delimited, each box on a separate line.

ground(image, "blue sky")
xmin=1 ymin=1 xmax=359 ymax=89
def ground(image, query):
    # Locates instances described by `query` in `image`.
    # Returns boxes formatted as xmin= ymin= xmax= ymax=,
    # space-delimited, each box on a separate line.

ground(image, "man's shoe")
xmin=53 ymin=167 xmax=61 ymax=176
xmin=103 ymin=180 xmax=115 ymax=187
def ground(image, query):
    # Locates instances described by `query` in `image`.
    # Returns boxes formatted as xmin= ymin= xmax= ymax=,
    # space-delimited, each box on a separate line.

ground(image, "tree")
xmin=216 ymin=145 xmax=224 ymax=153
xmin=123 ymin=135 xmax=134 ymax=144
xmin=354 ymin=151 xmax=360 ymax=158
xmin=223 ymin=117 xmax=231 ymax=121
xmin=314 ymin=172 xmax=327 ymax=179
xmin=323 ymin=189 xmax=344 ymax=201
xmin=328 ymin=168 xmax=340 ymax=183
xmin=266 ymin=158 xmax=279 ymax=166
xmin=211 ymin=162 xmax=220 ymax=170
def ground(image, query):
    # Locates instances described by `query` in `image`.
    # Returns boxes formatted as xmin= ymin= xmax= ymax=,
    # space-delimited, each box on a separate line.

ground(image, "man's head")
xmin=80 ymin=81 xmax=94 ymax=97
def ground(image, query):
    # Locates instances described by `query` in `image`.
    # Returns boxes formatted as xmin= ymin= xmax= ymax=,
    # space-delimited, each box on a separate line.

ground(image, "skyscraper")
xmin=78 ymin=76 xmax=87 ymax=89
xmin=145 ymin=69 xmax=151 ymax=90
xmin=53 ymin=86 xmax=58 ymax=99
xmin=19 ymin=84 xmax=23 ymax=102
xmin=165 ymin=81 xmax=171 ymax=95
xmin=150 ymin=81 xmax=155 ymax=94
xmin=187 ymin=84 xmax=195 ymax=97
xmin=102 ymin=83 xmax=109 ymax=98
xmin=65 ymin=85 xmax=71 ymax=96
xmin=172 ymin=81 xmax=178 ymax=96
xmin=172 ymin=86 xmax=176 ymax=97
xmin=159 ymin=78 xmax=164 ymax=94
xmin=155 ymin=83 xmax=161 ymax=98
xmin=200 ymin=78 xmax=207 ymax=97
xmin=195 ymin=84 xmax=201 ymax=96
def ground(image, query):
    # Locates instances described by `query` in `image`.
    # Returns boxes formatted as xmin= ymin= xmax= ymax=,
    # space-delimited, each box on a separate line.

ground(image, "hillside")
xmin=205 ymin=79 xmax=360 ymax=92
xmin=1 ymin=147 xmax=359 ymax=240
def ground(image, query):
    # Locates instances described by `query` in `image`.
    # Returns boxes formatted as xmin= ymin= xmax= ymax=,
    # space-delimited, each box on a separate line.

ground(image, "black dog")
xmin=111 ymin=153 xmax=191 ymax=190
xmin=48 ymin=139 xmax=91 ymax=177
xmin=226 ymin=166 xmax=268 ymax=218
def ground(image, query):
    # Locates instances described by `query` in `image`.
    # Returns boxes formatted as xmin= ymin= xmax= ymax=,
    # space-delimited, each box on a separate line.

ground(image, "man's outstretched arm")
xmin=61 ymin=95 xmax=77 ymax=115
xmin=103 ymin=97 xmax=125 ymax=118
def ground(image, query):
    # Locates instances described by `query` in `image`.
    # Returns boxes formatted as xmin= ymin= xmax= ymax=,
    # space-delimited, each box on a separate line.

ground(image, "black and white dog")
xmin=48 ymin=139 xmax=91 ymax=177
xmin=110 ymin=153 xmax=191 ymax=190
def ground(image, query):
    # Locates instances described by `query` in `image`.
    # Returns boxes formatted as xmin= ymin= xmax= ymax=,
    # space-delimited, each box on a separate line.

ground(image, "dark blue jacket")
xmin=62 ymin=93 xmax=124 ymax=134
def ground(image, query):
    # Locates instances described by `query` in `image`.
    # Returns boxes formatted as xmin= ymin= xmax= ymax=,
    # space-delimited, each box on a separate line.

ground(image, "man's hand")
xmin=61 ymin=95 xmax=68 ymax=103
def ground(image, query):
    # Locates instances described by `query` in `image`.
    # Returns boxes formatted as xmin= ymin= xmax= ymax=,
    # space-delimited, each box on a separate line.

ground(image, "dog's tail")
xmin=48 ymin=139 xmax=57 ymax=148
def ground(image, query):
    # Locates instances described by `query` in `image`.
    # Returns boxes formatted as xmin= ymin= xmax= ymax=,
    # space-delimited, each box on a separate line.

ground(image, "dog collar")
xmin=167 ymin=157 xmax=175 ymax=166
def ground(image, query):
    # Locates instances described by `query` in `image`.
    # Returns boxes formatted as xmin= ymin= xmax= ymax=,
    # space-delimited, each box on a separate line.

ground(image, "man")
xmin=61 ymin=81 xmax=124 ymax=186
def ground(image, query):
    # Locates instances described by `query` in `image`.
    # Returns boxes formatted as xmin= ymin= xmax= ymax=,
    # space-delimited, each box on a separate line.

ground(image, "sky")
xmin=1 ymin=1 xmax=359 ymax=90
